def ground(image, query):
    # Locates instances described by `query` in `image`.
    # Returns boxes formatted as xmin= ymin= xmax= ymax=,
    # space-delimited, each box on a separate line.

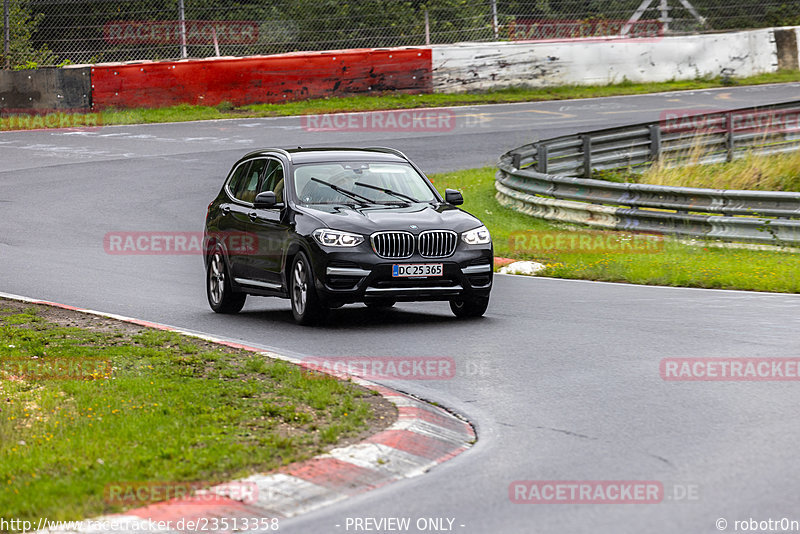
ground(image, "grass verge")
xmin=431 ymin=167 xmax=800 ymax=293
xmin=598 ymin=150 xmax=800 ymax=192
xmin=2 ymin=70 xmax=799 ymax=131
xmin=0 ymin=299 xmax=394 ymax=521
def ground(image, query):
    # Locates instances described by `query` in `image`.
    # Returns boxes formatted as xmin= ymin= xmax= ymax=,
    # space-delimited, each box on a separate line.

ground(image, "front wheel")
xmin=207 ymin=248 xmax=246 ymax=314
xmin=290 ymin=252 xmax=327 ymax=325
xmin=450 ymin=295 xmax=489 ymax=318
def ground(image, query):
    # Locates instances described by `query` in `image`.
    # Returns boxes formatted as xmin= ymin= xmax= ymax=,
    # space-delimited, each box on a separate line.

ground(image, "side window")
xmin=227 ymin=161 xmax=251 ymax=200
xmin=261 ymin=160 xmax=284 ymax=191
xmin=261 ymin=160 xmax=285 ymax=203
xmin=236 ymin=159 xmax=268 ymax=203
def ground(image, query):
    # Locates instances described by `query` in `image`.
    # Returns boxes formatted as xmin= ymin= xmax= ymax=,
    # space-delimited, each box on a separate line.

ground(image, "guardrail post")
xmin=649 ymin=124 xmax=662 ymax=161
xmin=582 ymin=135 xmax=592 ymax=178
xmin=726 ymin=112 xmax=734 ymax=162
xmin=537 ymin=144 xmax=548 ymax=174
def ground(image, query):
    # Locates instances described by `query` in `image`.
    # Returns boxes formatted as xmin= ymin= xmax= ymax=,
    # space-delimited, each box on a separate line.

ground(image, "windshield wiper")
xmin=310 ymin=177 xmax=374 ymax=206
xmin=353 ymin=181 xmax=420 ymax=204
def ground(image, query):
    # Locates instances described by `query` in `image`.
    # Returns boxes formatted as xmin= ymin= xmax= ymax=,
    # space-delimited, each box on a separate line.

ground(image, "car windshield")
xmin=293 ymin=162 xmax=437 ymax=205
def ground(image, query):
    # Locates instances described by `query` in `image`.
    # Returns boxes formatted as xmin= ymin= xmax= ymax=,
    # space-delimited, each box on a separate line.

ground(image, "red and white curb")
xmin=0 ymin=292 xmax=475 ymax=532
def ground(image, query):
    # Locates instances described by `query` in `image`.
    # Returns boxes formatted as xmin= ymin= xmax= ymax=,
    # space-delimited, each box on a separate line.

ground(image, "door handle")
xmin=221 ymin=206 xmax=231 ymax=215
xmin=248 ymin=211 xmax=258 ymax=220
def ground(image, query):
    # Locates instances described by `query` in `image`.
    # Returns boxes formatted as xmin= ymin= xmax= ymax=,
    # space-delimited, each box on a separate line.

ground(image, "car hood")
xmin=296 ymin=203 xmax=484 ymax=235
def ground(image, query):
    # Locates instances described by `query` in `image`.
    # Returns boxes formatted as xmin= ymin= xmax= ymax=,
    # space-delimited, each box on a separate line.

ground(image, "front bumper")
xmin=310 ymin=246 xmax=493 ymax=304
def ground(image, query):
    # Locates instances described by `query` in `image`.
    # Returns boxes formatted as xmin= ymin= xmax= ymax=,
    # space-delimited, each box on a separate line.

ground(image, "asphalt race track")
xmin=2 ymin=83 xmax=800 ymax=533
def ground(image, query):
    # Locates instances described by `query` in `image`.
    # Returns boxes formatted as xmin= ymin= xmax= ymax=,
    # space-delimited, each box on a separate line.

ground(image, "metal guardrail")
xmin=496 ymin=100 xmax=800 ymax=245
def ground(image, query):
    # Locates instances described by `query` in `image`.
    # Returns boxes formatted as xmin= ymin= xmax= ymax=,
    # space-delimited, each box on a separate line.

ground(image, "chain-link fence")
xmin=3 ymin=0 xmax=800 ymax=68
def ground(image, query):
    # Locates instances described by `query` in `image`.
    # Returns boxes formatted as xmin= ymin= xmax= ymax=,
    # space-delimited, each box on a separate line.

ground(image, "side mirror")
xmin=253 ymin=191 xmax=278 ymax=209
xmin=445 ymin=188 xmax=464 ymax=206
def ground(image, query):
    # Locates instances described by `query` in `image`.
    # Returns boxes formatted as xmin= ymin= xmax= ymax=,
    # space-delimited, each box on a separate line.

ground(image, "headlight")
xmin=312 ymin=229 xmax=364 ymax=247
xmin=461 ymin=225 xmax=491 ymax=245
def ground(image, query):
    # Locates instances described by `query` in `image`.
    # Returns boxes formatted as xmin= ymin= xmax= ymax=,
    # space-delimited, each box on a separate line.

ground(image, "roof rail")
xmin=364 ymin=146 xmax=410 ymax=162
xmin=273 ymin=148 xmax=293 ymax=162
xmin=241 ymin=148 xmax=293 ymax=162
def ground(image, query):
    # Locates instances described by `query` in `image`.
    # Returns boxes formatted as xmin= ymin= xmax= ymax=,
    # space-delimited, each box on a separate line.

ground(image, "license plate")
xmin=392 ymin=263 xmax=443 ymax=277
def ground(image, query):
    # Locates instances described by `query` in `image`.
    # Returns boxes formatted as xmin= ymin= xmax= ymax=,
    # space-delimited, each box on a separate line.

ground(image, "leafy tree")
xmin=1 ymin=0 xmax=57 ymax=68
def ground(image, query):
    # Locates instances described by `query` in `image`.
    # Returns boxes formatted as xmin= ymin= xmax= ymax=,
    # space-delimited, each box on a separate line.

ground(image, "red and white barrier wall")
xmin=431 ymin=27 xmax=798 ymax=92
xmin=90 ymin=48 xmax=432 ymax=110
xmin=5 ymin=26 xmax=795 ymax=112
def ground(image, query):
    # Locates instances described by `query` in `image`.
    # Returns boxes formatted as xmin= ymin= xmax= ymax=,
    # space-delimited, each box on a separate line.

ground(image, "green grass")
xmin=2 ymin=70 xmax=799 ymax=131
xmin=610 ymin=150 xmax=800 ymax=192
xmin=0 ymin=304 xmax=382 ymax=521
xmin=430 ymin=167 xmax=800 ymax=293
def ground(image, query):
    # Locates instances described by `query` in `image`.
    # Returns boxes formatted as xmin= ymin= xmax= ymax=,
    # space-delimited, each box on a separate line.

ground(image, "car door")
xmin=216 ymin=159 xmax=254 ymax=280
xmin=247 ymin=158 xmax=291 ymax=289
xmin=221 ymin=158 xmax=270 ymax=283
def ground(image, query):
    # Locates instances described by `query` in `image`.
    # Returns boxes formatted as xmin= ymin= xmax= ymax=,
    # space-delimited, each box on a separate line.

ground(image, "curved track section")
xmin=2 ymin=83 xmax=800 ymax=533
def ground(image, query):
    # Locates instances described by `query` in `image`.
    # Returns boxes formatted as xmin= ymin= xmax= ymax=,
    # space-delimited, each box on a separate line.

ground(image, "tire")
xmin=365 ymin=299 xmax=395 ymax=309
xmin=450 ymin=295 xmax=489 ymax=318
xmin=207 ymin=248 xmax=246 ymax=314
xmin=290 ymin=251 xmax=327 ymax=325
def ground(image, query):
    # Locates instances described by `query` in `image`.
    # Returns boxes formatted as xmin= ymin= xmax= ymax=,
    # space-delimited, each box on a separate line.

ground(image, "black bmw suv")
xmin=204 ymin=147 xmax=493 ymax=324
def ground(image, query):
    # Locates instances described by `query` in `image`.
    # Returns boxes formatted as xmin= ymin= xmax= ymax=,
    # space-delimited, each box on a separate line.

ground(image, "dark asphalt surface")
xmin=2 ymin=83 xmax=800 ymax=533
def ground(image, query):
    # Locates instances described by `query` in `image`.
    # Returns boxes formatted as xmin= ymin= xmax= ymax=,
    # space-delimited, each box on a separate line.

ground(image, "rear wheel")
xmin=291 ymin=252 xmax=327 ymax=325
xmin=450 ymin=295 xmax=489 ymax=318
xmin=207 ymin=248 xmax=246 ymax=314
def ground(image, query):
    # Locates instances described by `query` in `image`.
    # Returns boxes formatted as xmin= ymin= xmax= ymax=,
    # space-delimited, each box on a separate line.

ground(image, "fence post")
xmin=491 ymin=0 xmax=499 ymax=39
xmin=582 ymin=135 xmax=592 ymax=178
xmin=726 ymin=112 xmax=734 ymax=162
xmin=424 ymin=10 xmax=430 ymax=46
xmin=537 ymin=144 xmax=548 ymax=174
xmin=659 ymin=0 xmax=671 ymax=32
xmin=649 ymin=123 xmax=661 ymax=161
xmin=3 ymin=0 xmax=10 ymax=69
xmin=178 ymin=0 xmax=187 ymax=59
